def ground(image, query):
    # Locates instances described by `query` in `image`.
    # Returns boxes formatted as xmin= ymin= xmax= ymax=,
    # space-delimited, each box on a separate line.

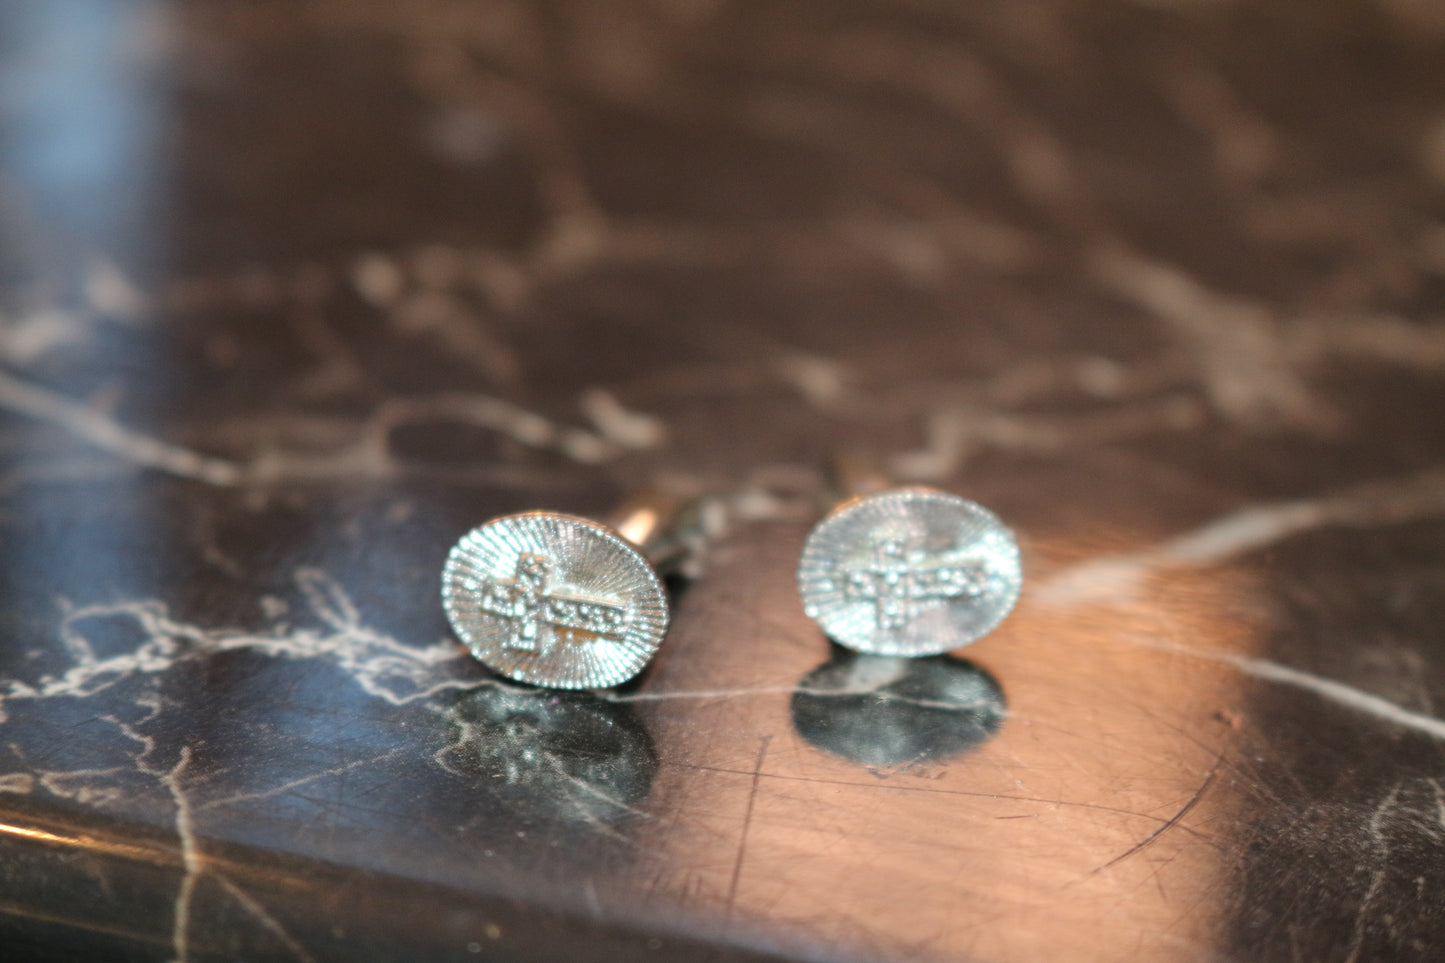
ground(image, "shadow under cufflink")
xmin=791 ymin=644 xmax=1006 ymax=768
xmin=438 ymin=684 xmax=658 ymax=826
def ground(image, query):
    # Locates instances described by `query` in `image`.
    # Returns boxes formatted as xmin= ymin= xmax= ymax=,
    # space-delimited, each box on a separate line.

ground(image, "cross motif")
xmin=840 ymin=538 xmax=988 ymax=630
xmin=476 ymin=554 xmax=631 ymax=656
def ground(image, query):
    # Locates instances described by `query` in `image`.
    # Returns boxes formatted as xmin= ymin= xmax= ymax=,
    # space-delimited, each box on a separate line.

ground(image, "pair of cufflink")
xmin=441 ymin=484 xmax=1022 ymax=690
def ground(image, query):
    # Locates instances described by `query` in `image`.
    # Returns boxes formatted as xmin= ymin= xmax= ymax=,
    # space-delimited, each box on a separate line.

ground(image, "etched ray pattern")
xmin=797 ymin=489 xmax=1022 ymax=656
xmin=442 ymin=512 xmax=669 ymax=688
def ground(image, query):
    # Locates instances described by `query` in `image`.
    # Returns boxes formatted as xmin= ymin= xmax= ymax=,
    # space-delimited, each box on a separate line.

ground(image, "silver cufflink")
xmin=797 ymin=480 xmax=1022 ymax=657
xmin=442 ymin=496 xmax=687 ymax=689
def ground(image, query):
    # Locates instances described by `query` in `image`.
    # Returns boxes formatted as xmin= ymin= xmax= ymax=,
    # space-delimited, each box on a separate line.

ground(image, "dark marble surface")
xmin=2 ymin=1 xmax=1445 ymax=960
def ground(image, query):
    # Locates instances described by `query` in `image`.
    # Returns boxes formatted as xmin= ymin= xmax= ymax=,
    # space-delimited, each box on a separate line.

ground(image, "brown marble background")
xmin=1 ymin=1 xmax=1444 ymax=960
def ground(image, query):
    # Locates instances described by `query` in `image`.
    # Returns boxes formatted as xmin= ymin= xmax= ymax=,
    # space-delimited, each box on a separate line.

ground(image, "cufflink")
xmin=442 ymin=496 xmax=686 ymax=689
xmin=797 ymin=476 xmax=1022 ymax=657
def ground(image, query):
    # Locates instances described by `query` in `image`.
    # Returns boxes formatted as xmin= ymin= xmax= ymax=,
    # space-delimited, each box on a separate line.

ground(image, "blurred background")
xmin=1 ymin=1 xmax=1444 ymax=961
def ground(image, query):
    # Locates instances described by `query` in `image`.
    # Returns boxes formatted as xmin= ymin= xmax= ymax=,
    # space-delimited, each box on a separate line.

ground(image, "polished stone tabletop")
xmin=2 ymin=1 xmax=1444 ymax=960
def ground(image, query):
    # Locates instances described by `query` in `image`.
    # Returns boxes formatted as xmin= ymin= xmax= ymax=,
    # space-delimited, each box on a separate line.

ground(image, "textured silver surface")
xmin=797 ymin=488 xmax=1022 ymax=656
xmin=442 ymin=512 xmax=669 ymax=688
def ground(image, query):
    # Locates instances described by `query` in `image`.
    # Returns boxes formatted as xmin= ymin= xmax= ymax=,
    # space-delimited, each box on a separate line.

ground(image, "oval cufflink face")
xmin=797 ymin=488 xmax=1022 ymax=656
xmin=442 ymin=512 xmax=669 ymax=689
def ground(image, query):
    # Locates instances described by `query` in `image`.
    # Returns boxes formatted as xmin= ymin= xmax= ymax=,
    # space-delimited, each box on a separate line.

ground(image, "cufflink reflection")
xmin=791 ymin=647 xmax=1006 ymax=767
xmin=437 ymin=685 xmax=657 ymax=824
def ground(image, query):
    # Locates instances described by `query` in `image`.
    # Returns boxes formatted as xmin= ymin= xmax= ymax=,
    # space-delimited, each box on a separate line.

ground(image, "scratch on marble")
xmin=1287 ymin=313 xmax=1445 ymax=371
xmin=0 ymin=772 xmax=36 ymax=793
xmin=559 ymin=770 xmax=656 ymax=824
xmin=1032 ymin=466 xmax=1445 ymax=739
xmin=891 ymin=396 xmax=1202 ymax=481
xmin=274 ymin=6 xmax=1065 ymax=304
xmin=0 ymin=260 xmax=147 ymax=363
xmin=550 ymin=773 xmax=646 ymax=840
xmin=1344 ymin=785 xmax=1401 ymax=963
xmin=579 ymin=388 xmax=666 ymax=450
xmin=807 ymin=27 xmax=1095 ymax=230
xmin=143 ymin=742 xmax=316 ymax=963
xmin=1038 ymin=465 xmax=1445 ymax=604
xmin=0 ymin=365 xmax=622 ymax=489
xmin=1088 ymin=244 xmax=1324 ymax=427
xmin=350 ymin=252 xmax=405 ymax=308
xmin=0 ymin=307 xmax=89 ymax=363
xmin=435 ymin=703 xmax=650 ymax=832
xmin=37 ymin=767 xmax=128 ymax=806
xmin=84 ymin=258 xmax=149 ymax=323
xmin=164 ymin=746 xmax=202 ymax=963
xmin=348 ymin=240 xmax=527 ymax=383
xmin=1161 ymin=59 xmax=1275 ymax=184
xmin=1095 ymin=762 xmax=1220 ymax=873
xmin=725 ymin=735 xmax=771 ymax=923
xmin=1126 ymin=639 xmax=1445 ymax=742
xmin=1427 ymin=779 xmax=1445 ymax=831
xmin=0 ymin=368 xmax=245 ymax=486
xmin=388 ymin=290 xmax=521 ymax=386
xmin=209 ymin=872 xmax=318 ymax=963
xmin=196 ymin=749 xmax=405 ymax=813
xmin=358 ymin=394 xmax=621 ymax=467
xmin=772 ymin=354 xmax=849 ymax=411
xmin=0 ymin=570 xmax=465 ymax=958
xmin=2 ymin=570 xmax=473 ymax=737
xmin=403 ymin=43 xmax=606 ymax=262
xmin=618 ymin=682 xmax=998 ymax=713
